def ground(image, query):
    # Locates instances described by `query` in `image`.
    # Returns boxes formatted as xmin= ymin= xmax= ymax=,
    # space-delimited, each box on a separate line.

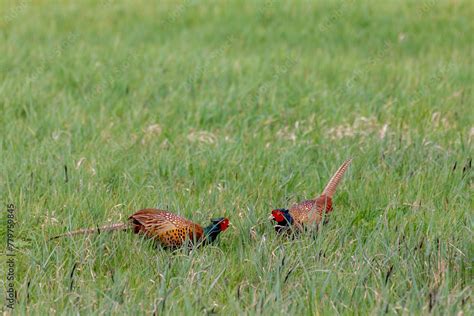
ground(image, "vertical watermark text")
xmin=5 ymin=204 xmax=16 ymax=310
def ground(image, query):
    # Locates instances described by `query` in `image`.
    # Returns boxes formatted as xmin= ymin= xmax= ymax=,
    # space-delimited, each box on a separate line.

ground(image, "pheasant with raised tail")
xmin=270 ymin=159 xmax=352 ymax=234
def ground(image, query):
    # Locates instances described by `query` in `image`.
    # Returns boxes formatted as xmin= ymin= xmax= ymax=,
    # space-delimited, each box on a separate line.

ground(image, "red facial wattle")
xmin=219 ymin=218 xmax=230 ymax=231
xmin=272 ymin=210 xmax=285 ymax=222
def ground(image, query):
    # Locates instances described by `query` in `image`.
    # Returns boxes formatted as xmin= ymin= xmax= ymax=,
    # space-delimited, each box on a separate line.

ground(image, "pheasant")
xmin=270 ymin=159 xmax=352 ymax=234
xmin=51 ymin=209 xmax=230 ymax=248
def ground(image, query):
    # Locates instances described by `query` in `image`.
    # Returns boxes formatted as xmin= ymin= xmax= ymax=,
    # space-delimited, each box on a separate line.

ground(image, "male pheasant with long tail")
xmin=270 ymin=159 xmax=352 ymax=233
xmin=51 ymin=209 xmax=229 ymax=248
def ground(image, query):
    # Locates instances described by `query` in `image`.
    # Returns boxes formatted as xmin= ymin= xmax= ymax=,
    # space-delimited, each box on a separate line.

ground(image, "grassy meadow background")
xmin=1 ymin=0 xmax=473 ymax=314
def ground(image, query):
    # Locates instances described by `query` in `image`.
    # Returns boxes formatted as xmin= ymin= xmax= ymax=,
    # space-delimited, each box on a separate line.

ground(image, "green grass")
xmin=1 ymin=0 xmax=473 ymax=314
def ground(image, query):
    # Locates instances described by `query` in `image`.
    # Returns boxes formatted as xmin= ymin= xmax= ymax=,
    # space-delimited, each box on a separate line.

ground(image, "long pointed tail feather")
xmin=49 ymin=223 xmax=128 ymax=240
xmin=321 ymin=158 xmax=352 ymax=198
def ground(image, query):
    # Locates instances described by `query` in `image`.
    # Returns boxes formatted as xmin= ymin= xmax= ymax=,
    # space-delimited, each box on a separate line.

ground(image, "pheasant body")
xmin=52 ymin=208 xmax=229 ymax=248
xmin=287 ymin=195 xmax=333 ymax=229
xmin=129 ymin=209 xmax=206 ymax=247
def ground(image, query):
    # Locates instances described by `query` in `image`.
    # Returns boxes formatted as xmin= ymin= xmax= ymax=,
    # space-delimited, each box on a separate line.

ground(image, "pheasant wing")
xmin=129 ymin=209 xmax=203 ymax=247
xmin=289 ymin=196 xmax=333 ymax=228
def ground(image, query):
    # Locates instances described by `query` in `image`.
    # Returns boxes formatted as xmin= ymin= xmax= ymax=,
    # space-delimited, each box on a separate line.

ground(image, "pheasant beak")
xmin=268 ymin=214 xmax=275 ymax=220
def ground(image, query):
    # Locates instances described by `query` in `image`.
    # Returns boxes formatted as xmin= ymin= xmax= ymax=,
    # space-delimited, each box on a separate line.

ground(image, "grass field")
xmin=1 ymin=0 xmax=473 ymax=314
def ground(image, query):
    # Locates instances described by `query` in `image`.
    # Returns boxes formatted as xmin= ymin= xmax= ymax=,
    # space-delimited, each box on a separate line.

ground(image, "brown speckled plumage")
xmin=129 ymin=209 xmax=205 ymax=247
xmin=288 ymin=195 xmax=333 ymax=229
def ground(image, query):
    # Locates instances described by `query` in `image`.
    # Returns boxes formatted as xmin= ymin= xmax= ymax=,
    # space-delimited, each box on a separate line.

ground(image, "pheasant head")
xmin=203 ymin=217 xmax=230 ymax=243
xmin=270 ymin=209 xmax=293 ymax=233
